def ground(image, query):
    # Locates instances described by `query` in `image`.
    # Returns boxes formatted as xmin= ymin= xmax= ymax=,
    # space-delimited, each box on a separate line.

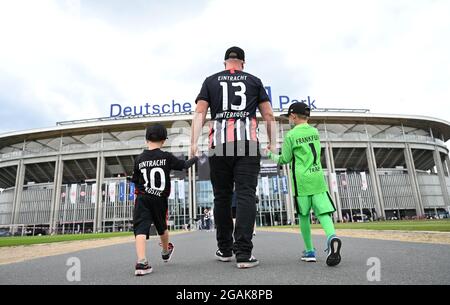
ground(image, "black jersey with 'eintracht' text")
xmin=196 ymin=69 xmax=270 ymax=149
xmin=131 ymin=149 xmax=197 ymax=198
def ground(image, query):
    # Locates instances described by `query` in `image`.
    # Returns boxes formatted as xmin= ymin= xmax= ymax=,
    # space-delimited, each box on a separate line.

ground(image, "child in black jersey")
xmin=131 ymin=124 xmax=198 ymax=276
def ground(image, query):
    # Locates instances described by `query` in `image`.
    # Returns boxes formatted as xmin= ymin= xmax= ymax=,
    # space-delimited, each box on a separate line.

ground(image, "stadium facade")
xmin=0 ymin=109 xmax=449 ymax=235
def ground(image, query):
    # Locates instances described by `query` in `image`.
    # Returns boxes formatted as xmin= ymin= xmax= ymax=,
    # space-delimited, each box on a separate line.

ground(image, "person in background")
xmin=204 ymin=208 xmax=212 ymax=231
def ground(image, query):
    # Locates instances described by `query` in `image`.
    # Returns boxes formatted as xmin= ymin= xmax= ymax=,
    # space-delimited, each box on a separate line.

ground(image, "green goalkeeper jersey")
xmin=268 ymin=123 xmax=328 ymax=196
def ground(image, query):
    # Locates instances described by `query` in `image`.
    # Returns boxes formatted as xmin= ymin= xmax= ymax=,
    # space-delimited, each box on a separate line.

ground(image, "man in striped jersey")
xmin=191 ymin=46 xmax=275 ymax=268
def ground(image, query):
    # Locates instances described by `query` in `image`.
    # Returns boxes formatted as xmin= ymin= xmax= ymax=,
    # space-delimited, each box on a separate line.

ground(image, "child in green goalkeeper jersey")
xmin=266 ymin=102 xmax=342 ymax=266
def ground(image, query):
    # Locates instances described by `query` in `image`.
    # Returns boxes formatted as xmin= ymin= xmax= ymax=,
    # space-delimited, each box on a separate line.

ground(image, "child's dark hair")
xmin=145 ymin=124 xmax=168 ymax=142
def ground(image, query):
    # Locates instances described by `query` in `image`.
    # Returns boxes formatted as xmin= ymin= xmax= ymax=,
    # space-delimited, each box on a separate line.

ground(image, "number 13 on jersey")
xmin=220 ymin=82 xmax=247 ymax=111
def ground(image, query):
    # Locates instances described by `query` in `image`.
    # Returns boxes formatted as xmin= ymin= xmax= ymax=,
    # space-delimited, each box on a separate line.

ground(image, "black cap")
xmin=281 ymin=102 xmax=311 ymax=118
xmin=224 ymin=46 xmax=245 ymax=61
xmin=145 ymin=124 xmax=168 ymax=142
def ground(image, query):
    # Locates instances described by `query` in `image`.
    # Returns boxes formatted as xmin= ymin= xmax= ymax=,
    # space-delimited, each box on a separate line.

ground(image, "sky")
xmin=0 ymin=0 xmax=449 ymax=134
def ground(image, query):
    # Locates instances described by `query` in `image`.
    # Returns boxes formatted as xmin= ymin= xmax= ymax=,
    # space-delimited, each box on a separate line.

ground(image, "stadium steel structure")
xmin=0 ymin=109 xmax=449 ymax=235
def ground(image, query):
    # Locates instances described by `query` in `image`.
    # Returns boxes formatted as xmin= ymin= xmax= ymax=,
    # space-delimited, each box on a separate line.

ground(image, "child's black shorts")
xmin=133 ymin=194 xmax=168 ymax=239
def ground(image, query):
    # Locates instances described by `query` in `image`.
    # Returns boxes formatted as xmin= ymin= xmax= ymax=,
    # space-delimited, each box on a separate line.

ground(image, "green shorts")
xmin=296 ymin=192 xmax=336 ymax=216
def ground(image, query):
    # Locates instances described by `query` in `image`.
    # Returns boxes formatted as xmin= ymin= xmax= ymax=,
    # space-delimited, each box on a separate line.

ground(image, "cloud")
xmin=0 ymin=0 xmax=449 ymax=135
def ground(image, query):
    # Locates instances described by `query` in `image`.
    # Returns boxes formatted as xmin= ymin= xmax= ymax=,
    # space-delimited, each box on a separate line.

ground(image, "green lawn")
xmin=0 ymin=231 xmax=134 ymax=248
xmin=274 ymin=219 xmax=450 ymax=232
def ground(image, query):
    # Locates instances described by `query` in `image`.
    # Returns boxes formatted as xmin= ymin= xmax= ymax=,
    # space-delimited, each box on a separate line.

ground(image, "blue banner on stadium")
xmin=272 ymin=177 xmax=278 ymax=193
xmin=129 ymin=183 xmax=135 ymax=201
xmin=281 ymin=176 xmax=288 ymax=194
xmin=119 ymin=182 xmax=125 ymax=202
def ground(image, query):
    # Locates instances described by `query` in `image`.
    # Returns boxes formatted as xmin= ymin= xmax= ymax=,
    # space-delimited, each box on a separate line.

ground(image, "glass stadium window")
xmin=325 ymin=124 xmax=368 ymax=141
xmin=0 ymin=143 xmax=24 ymax=155
xmin=61 ymin=133 xmax=103 ymax=152
xmin=23 ymin=138 xmax=60 ymax=156
xmin=102 ymin=131 xmax=146 ymax=149
xmin=367 ymin=125 xmax=403 ymax=140
xmin=403 ymin=127 xmax=432 ymax=143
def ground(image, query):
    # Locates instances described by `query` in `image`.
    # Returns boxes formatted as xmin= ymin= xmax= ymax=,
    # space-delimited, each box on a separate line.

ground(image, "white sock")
xmin=138 ymin=258 xmax=147 ymax=264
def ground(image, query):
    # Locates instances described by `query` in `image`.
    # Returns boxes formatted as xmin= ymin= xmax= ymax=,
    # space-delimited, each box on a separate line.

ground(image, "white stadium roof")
xmin=1 ymin=109 xmax=450 ymax=147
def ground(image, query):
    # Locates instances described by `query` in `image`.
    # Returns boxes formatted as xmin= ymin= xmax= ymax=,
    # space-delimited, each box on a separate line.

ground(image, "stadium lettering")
xmin=279 ymin=95 xmax=317 ymax=110
xmin=110 ymin=100 xmax=192 ymax=117
xmin=108 ymin=87 xmax=318 ymax=117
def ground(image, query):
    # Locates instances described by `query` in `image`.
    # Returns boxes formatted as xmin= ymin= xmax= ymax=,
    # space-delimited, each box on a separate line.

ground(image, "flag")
xmin=178 ymin=180 xmax=185 ymax=200
xmin=128 ymin=183 xmax=135 ymax=201
xmin=109 ymin=182 xmax=116 ymax=203
xmin=281 ymin=176 xmax=288 ymax=194
xmin=169 ymin=181 xmax=175 ymax=200
xmin=330 ymin=173 xmax=338 ymax=194
xmin=91 ymin=183 xmax=97 ymax=204
xmin=119 ymin=182 xmax=125 ymax=202
xmin=361 ymin=172 xmax=368 ymax=191
xmin=341 ymin=173 xmax=348 ymax=188
xmin=272 ymin=177 xmax=278 ymax=194
xmin=69 ymin=184 xmax=77 ymax=204
xmin=262 ymin=176 xmax=270 ymax=197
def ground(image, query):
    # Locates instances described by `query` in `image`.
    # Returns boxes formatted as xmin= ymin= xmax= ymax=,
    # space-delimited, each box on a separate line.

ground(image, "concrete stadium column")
xmin=275 ymin=172 xmax=285 ymax=225
xmin=445 ymin=154 xmax=450 ymax=205
xmin=191 ymin=164 xmax=197 ymax=223
xmin=94 ymin=153 xmax=105 ymax=232
xmin=366 ymin=144 xmax=386 ymax=219
xmin=404 ymin=144 xmax=424 ymax=217
xmin=279 ymin=123 xmax=295 ymax=225
xmin=433 ymin=148 xmax=450 ymax=207
xmin=445 ymin=154 xmax=450 ymax=178
xmin=49 ymin=156 xmax=63 ymax=234
xmin=284 ymin=164 xmax=297 ymax=224
xmin=439 ymin=149 xmax=449 ymax=176
xmin=11 ymin=160 xmax=25 ymax=232
xmin=188 ymin=165 xmax=194 ymax=227
xmin=283 ymin=163 xmax=295 ymax=225
xmin=324 ymin=142 xmax=343 ymax=222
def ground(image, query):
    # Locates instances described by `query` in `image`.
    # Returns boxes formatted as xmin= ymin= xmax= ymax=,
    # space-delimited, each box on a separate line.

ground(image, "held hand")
xmin=264 ymin=144 xmax=272 ymax=156
xmin=190 ymin=144 xmax=198 ymax=158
